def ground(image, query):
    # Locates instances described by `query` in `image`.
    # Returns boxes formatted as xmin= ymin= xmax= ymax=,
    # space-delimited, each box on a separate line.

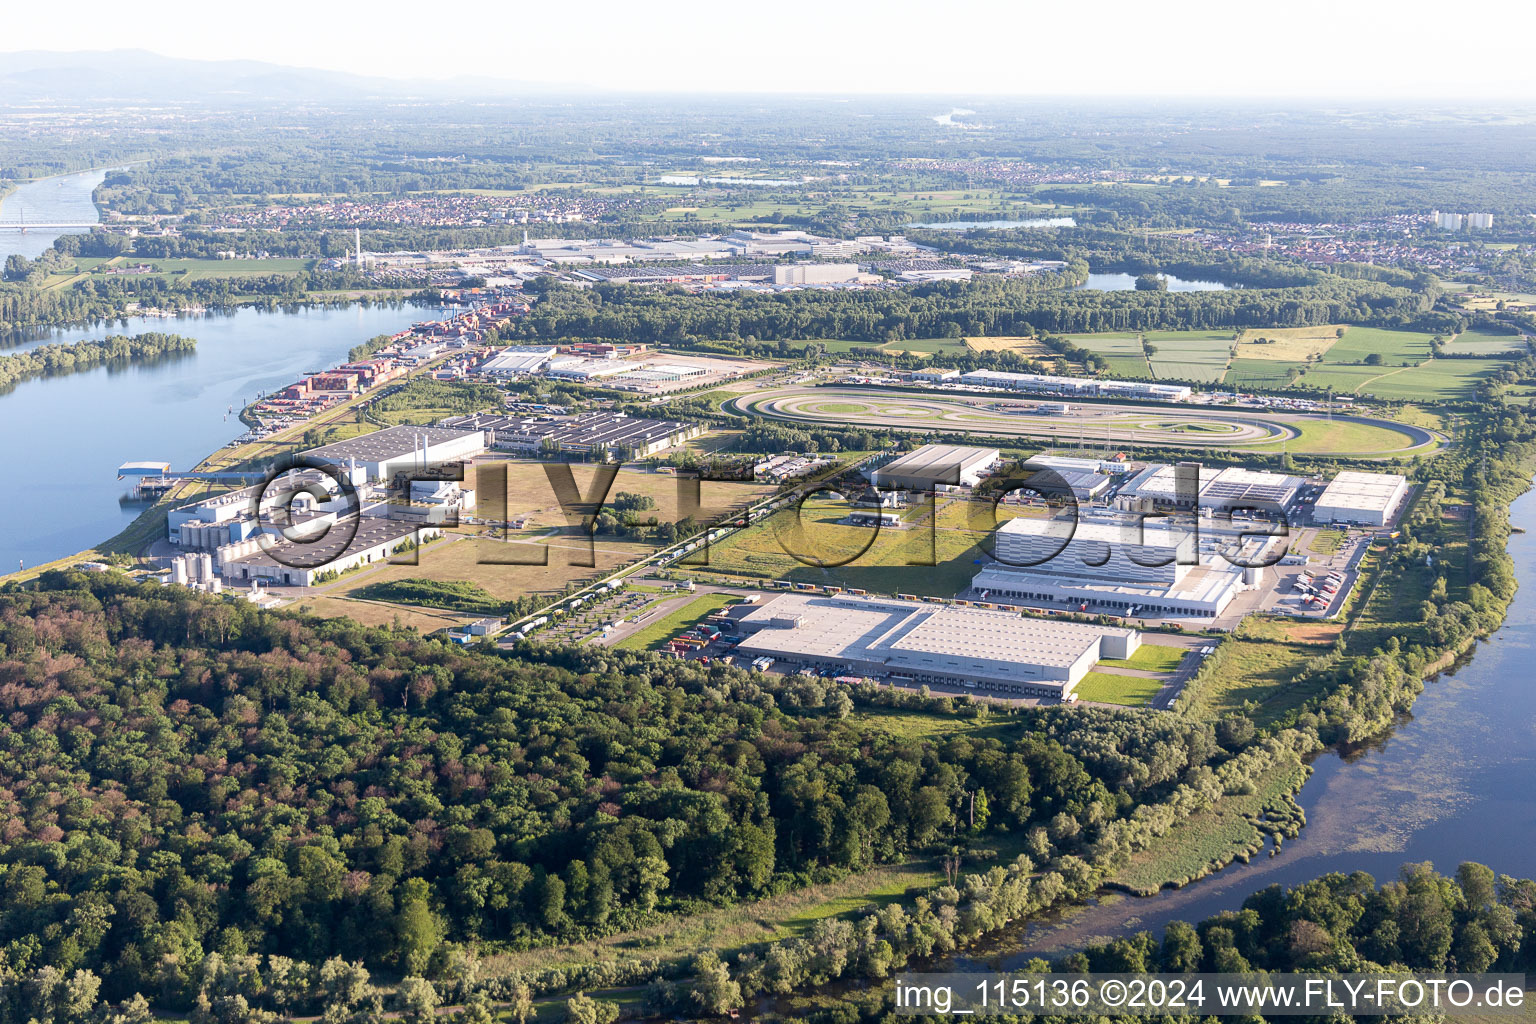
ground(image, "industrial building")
xmin=975 ymin=515 xmax=1246 ymax=619
xmin=545 ymin=358 xmax=632 ymax=380
xmin=307 ymin=425 xmax=486 ymax=483
xmin=480 ymin=346 xmax=557 ymax=375
xmin=443 ymin=411 xmax=699 ymax=459
xmin=219 ymin=517 xmax=443 ymax=588
xmin=734 ymin=593 xmax=1139 ymax=697
xmin=1198 ymin=467 xmax=1305 ymax=512
xmin=869 ymin=444 xmax=1000 ymax=490
xmin=1313 ymin=470 xmax=1409 ymax=526
xmin=1120 ymin=462 xmax=1220 ymax=507
xmin=994 ymin=516 xmax=1194 ymax=587
xmin=772 ymin=263 xmax=862 ymax=286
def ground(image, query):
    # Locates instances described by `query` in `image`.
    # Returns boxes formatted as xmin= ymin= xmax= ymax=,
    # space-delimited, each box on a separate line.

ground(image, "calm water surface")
xmin=0 ymin=304 xmax=429 ymax=571
xmin=0 ymin=168 xmax=109 ymax=260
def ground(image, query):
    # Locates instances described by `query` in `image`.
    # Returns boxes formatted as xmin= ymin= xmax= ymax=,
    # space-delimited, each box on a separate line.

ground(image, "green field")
xmin=1323 ymin=326 xmax=1434 ymax=366
xmin=1099 ymin=644 xmax=1189 ymax=672
xmin=1225 ymin=357 xmax=1303 ymax=388
xmin=1444 ymin=327 xmax=1528 ymax=356
xmin=1353 ymin=358 xmax=1512 ymax=401
xmin=1142 ymin=330 xmax=1234 ymax=382
xmin=698 ymin=500 xmax=989 ymax=597
xmin=1065 ymin=333 xmax=1145 ymax=355
xmin=1073 ymin=671 xmax=1160 ymax=706
xmin=612 ymin=593 xmax=738 ymax=651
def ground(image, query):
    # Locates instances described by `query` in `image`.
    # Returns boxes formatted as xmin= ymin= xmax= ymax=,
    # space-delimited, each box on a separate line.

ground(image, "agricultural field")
xmin=1443 ymin=327 xmax=1529 ymax=356
xmin=1352 ymin=357 xmax=1513 ymax=401
xmin=1234 ymin=324 xmax=1345 ymax=362
xmin=1142 ymin=330 xmax=1235 ymax=382
xmin=38 ymin=255 xmax=316 ymax=287
xmin=324 ymin=531 xmax=650 ymax=611
xmin=1064 ymin=333 xmax=1150 ymax=377
xmin=1322 ymin=326 xmax=1434 ymax=366
xmin=964 ymin=335 xmax=1054 ymax=356
xmin=1225 ymin=357 xmax=1302 ymax=389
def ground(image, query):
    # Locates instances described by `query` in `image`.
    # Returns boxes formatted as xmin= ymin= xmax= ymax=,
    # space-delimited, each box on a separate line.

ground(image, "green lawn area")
xmin=612 ymin=593 xmax=738 ymax=651
xmin=1322 ymin=326 xmax=1434 ymax=366
xmin=1310 ymin=529 xmax=1345 ymax=555
xmin=1099 ymin=643 xmax=1189 ymax=672
xmin=1073 ymin=671 xmax=1160 ymax=706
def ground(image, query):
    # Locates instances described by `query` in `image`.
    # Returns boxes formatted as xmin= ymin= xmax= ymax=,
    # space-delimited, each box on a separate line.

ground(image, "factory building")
xmin=994 ymin=517 xmax=1194 ymax=587
xmin=307 ymin=425 xmax=486 ymax=483
xmin=1313 ymin=470 xmax=1409 ymax=526
xmin=443 ymin=411 xmax=699 ymax=459
xmin=772 ymin=263 xmax=862 ymax=286
xmin=869 ymin=444 xmax=1001 ymax=490
xmin=219 ymin=517 xmax=443 ymax=587
xmin=975 ymin=515 xmax=1244 ymax=619
xmin=480 ymin=346 xmax=557 ymax=375
xmin=546 ymin=358 xmax=632 ymax=380
xmin=1120 ymin=462 xmax=1220 ymax=507
xmin=1198 ymin=467 xmax=1305 ymax=513
xmin=734 ymin=593 xmax=1139 ymax=698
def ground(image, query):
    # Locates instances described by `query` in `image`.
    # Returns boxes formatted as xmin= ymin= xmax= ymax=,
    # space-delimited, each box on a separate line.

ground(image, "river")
xmin=0 ymin=303 xmax=431 ymax=573
xmin=959 ymin=484 xmax=1536 ymax=962
xmin=0 ymin=167 xmax=110 ymax=261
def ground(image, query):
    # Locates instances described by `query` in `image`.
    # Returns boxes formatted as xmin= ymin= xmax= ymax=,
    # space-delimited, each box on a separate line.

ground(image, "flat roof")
xmin=1200 ymin=466 xmax=1305 ymax=506
xmin=307 ymin=425 xmax=482 ymax=465
xmin=875 ymin=444 xmax=999 ymax=482
xmin=736 ymin=593 xmax=1133 ymax=683
xmin=1316 ymin=470 xmax=1408 ymax=512
xmin=225 ymin=515 xmax=424 ymax=569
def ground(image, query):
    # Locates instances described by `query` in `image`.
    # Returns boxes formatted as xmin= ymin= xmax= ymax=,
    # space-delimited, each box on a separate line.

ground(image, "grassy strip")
xmin=612 ymin=593 xmax=737 ymax=651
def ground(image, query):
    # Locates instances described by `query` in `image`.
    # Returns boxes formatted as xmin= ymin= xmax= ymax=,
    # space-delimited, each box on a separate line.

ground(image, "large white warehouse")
xmin=1313 ymin=470 xmax=1409 ymax=526
xmin=735 ymin=593 xmax=1138 ymax=698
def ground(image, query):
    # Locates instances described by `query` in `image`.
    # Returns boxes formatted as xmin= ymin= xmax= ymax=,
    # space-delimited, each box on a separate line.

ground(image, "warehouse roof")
xmin=1316 ymin=470 xmax=1408 ymax=513
xmin=307 ymin=425 xmax=483 ymax=465
xmin=736 ymin=593 xmax=1134 ymax=683
xmin=873 ymin=444 xmax=999 ymax=484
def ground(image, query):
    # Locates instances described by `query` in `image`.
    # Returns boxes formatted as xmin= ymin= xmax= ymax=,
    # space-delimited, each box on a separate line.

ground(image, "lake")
xmin=1077 ymin=272 xmax=1230 ymax=292
xmin=0 ymin=167 xmax=110 ymax=261
xmin=0 ymin=303 xmax=431 ymax=572
xmin=961 ymin=482 xmax=1536 ymax=962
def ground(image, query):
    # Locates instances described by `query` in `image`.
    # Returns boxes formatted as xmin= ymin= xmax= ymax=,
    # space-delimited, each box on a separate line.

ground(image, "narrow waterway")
xmin=0 ymin=304 xmax=430 ymax=572
xmin=0 ymin=167 xmax=108 ymax=261
xmin=964 ymin=485 xmax=1536 ymax=961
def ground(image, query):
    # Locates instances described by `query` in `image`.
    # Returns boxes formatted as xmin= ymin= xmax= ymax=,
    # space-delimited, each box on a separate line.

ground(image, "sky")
xmin=8 ymin=0 xmax=1536 ymax=98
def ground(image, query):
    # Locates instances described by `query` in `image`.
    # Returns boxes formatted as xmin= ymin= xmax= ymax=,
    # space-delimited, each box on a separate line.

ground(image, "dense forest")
xmin=0 ymin=574 xmax=1251 ymax=1013
xmin=495 ymin=273 xmax=1435 ymax=350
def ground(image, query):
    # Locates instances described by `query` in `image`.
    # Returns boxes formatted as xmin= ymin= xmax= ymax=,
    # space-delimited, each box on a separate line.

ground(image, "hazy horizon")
xmin=6 ymin=0 xmax=1536 ymax=100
